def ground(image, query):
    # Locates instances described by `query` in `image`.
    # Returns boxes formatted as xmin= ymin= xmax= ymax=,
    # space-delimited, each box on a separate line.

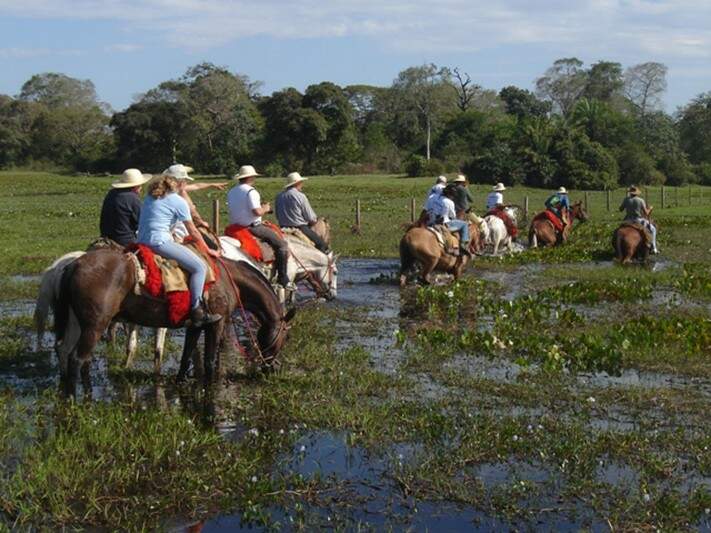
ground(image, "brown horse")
xmin=399 ymin=225 xmax=473 ymax=286
xmin=613 ymin=222 xmax=652 ymax=264
xmin=528 ymin=202 xmax=589 ymax=248
xmin=55 ymin=248 xmax=293 ymax=396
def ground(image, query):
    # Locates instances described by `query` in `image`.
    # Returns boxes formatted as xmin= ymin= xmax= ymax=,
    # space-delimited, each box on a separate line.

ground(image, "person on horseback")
xmin=429 ymin=175 xmax=447 ymax=196
xmin=100 ymin=168 xmax=152 ymax=246
xmin=137 ymin=173 xmax=222 ymax=328
xmin=451 ymin=174 xmax=474 ymax=216
xmin=620 ymin=186 xmax=658 ymax=254
xmin=545 ymin=186 xmax=571 ymax=226
xmin=227 ymin=165 xmax=292 ymax=290
xmin=434 ymin=185 xmax=471 ymax=256
xmin=275 ymin=172 xmax=330 ymax=254
xmin=486 ymin=183 xmax=518 ymax=239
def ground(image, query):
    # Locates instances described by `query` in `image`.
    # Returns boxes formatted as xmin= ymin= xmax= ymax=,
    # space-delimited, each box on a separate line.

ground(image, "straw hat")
xmin=628 ymin=186 xmax=641 ymax=196
xmin=557 ymin=186 xmax=568 ymax=194
xmin=112 ymin=168 xmax=152 ymax=189
xmin=436 ymin=175 xmax=447 ymax=184
xmin=453 ymin=174 xmax=467 ymax=183
xmin=284 ymin=172 xmax=308 ymax=189
xmin=162 ymin=164 xmax=195 ymax=181
xmin=492 ymin=183 xmax=506 ymax=192
xmin=233 ymin=165 xmax=260 ymax=181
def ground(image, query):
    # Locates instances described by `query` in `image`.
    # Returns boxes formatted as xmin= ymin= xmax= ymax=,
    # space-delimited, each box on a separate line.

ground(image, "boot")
xmin=189 ymin=303 xmax=222 ymax=328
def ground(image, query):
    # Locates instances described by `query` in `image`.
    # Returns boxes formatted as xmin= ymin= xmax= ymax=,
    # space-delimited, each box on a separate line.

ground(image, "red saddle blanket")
xmin=224 ymin=222 xmax=285 ymax=263
xmin=130 ymin=243 xmax=216 ymax=326
xmin=534 ymin=210 xmax=565 ymax=233
xmin=487 ymin=207 xmax=518 ymax=238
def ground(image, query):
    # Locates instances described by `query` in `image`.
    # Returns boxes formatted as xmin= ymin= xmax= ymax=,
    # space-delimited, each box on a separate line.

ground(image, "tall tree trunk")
xmin=426 ymin=115 xmax=431 ymax=161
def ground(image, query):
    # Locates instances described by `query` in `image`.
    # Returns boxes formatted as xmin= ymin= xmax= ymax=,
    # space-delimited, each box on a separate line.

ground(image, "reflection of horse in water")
xmin=613 ymin=221 xmax=654 ymax=264
xmin=43 ymin=248 xmax=292 ymax=396
xmin=529 ymin=202 xmax=589 ymax=248
xmin=483 ymin=206 xmax=521 ymax=255
xmin=398 ymin=224 xmax=476 ymax=286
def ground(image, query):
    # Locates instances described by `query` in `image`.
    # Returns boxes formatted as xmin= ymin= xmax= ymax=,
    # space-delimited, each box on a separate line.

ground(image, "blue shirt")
xmin=137 ymin=192 xmax=192 ymax=246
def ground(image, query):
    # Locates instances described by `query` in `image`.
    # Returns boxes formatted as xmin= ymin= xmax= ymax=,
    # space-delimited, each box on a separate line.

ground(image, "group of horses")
xmin=399 ymin=200 xmax=652 ymax=284
xmin=34 ymin=221 xmax=337 ymax=396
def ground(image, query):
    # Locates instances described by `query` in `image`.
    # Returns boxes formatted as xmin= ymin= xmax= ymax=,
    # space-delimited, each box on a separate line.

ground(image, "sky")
xmin=1 ymin=0 xmax=710 ymax=112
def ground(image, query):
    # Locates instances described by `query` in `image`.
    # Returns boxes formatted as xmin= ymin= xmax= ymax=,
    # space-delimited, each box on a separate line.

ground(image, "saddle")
xmin=281 ymin=227 xmax=316 ymax=248
xmin=487 ymin=207 xmax=518 ymax=238
xmin=224 ymin=222 xmax=284 ymax=263
xmin=618 ymin=221 xmax=653 ymax=248
xmin=534 ymin=210 xmax=566 ymax=233
xmin=426 ymin=225 xmax=461 ymax=255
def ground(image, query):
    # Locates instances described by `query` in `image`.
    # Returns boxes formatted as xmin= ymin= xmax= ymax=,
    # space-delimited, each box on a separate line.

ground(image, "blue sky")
xmin=1 ymin=0 xmax=710 ymax=112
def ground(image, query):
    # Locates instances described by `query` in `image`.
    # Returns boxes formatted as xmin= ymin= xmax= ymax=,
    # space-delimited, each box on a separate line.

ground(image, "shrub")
xmin=404 ymin=154 xmax=444 ymax=177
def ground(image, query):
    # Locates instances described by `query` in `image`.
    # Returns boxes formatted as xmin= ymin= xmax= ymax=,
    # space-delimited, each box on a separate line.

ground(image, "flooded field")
xmin=2 ymin=255 xmax=711 ymax=530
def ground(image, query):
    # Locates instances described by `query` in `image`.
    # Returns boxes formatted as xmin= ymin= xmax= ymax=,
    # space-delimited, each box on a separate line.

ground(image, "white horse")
xmin=483 ymin=207 xmax=521 ymax=255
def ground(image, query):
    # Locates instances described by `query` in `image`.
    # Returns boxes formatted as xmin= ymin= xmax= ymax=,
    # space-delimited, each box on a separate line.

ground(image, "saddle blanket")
xmin=224 ymin=222 xmax=284 ymax=263
xmin=281 ymin=227 xmax=316 ymax=248
xmin=486 ymin=207 xmax=518 ymax=238
xmin=534 ymin=210 xmax=565 ymax=233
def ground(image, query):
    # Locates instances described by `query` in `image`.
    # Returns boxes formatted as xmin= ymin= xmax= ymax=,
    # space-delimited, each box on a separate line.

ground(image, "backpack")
xmin=545 ymin=194 xmax=561 ymax=209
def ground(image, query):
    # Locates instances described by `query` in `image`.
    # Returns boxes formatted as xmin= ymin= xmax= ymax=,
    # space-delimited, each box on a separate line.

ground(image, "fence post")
xmin=410 ymin=197 xmax=416 ymax=222
xmin=355 ymin=199 xmax=361 ymax=228
xmin=584 ymin=191 xmax=589 ymax=211
xmin=662 ymin=186 xmax=666 ymax=209
xmin=689 ymin=184 xmax=692 ymax=206
xmin=606 ymin=190 xmax=611 ymax=211
xmin=524 ymin=196 xmax=529 ymax=221
xmin=675 ymin=186 xmax=679 ymax=207
xmin=211 ymin=198 xmax=219 ymax=233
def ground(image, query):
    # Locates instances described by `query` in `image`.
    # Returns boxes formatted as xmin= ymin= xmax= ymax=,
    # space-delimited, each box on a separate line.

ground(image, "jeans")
xmin=286 ymin=225 xmax=329 ymax=253
xmin=249 ymin=223 xmax=290 ymax=286
xmin=446 ymin=219 xmax=469 ymax=244
xmin=631 ymin=218 xmax=658 ymax=251
xmin=151 ymin=240 xmax=207 ymax=309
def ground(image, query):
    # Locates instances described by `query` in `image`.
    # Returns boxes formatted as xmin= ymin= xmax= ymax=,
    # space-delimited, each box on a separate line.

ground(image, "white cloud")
xmin=1 ymin=0 xmax=710 ymax=59
xmin=0 ymin=46 xmax=84 ymax=58
xmin=104 ymin=43 xmax=143 ymax=53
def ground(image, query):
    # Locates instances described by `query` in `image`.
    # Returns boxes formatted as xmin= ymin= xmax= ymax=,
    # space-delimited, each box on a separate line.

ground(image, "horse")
xmin=53 ymin=248 xmax=293 ymax=396
xmin=528 ymin=201 xmax=589 ymax=248
xmin=613 ymin=220 xmax=654 ymax=264
xmin=220 ymin=218 xmax=337 ymax=302
xmin=398 ymin=223 xmax=476 ymax=286
xmin=483 ymin=206 xmax=521 ymax=255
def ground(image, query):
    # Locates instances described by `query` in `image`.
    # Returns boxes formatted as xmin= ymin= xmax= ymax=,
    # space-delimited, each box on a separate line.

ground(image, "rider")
xmin=137 ymin=173 xmax=222 ymax=327
xmin=275 ymin=172 xmax=330 ymax=254
xmin=620 ymin=186 xmax=658 ymax=254
xmin=545 ymin=186 xmax=571 ymax=226
xmin=451 ymin=174 xmax=475 ymax=217
xmin=486 ymin=183 xmax=518 ymax=238
xmin=433 ymin=184 xmax=471 ymax=256
xmin=227 ymin=165 xmax=292 ymax=289
xmin=99 ymin=168 xmax=152 ymax=246
xmin=429 ymin=175 xmax=447 ymax=196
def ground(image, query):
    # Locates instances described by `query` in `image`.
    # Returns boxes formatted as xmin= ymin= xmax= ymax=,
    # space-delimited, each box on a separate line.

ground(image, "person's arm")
xmin=249 ymin=189 xmax=271 ymax=216
xmin=619 ymin=198 xmax=626 ymax=212
xmin=184 ymin=220 xmax=220 ymax=257
xmin=302 ymin=196 xmax=318 ymax=225
xmin=180 ymin=190 xmax=209 ymax=229
xmin=184 ymin=182 xmax=228 ymax=192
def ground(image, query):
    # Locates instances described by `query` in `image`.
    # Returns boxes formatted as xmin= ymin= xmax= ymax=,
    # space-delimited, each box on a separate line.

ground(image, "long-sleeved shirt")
xmin=486 ymin=192 xmax=504 ymax=210
xmin=452 ymin=185 xmax=474 ymax=213
xmin=274 ymin=186 xmax=318 ymax=227
xmin=620 ymin=196 xmax=647 ymax=221
xmin=99 ymin=188 xmax=142 ymax=246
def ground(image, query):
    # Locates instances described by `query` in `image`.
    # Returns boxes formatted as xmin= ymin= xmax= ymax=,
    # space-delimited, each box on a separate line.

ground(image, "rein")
xmin=287 ymin=244 xmax=335 ymax=299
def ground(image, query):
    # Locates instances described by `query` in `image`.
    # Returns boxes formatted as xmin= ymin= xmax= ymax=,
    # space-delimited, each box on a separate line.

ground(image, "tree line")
xmin=1 ymin=59 xmax=711 ymax=189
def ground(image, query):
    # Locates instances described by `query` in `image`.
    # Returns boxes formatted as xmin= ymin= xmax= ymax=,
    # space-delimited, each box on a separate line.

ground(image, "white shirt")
xmin=486 ymin=191 xmax=503 ymax=210
xmin=228 ymin=183 xmax=262 ymax=226
xmin=424 ymin=190 xmax=440 ymax=212
xmin=436 ymin=197 xmax=457 ymax=224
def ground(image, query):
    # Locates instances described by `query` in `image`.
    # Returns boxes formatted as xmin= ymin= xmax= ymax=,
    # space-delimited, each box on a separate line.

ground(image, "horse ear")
xmin=283 ymin=307 xmax=297 ymax=323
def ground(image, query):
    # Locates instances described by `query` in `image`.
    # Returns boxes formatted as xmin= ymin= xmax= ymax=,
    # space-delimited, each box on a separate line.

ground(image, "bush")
xmin=262 ymin=162 xmax=286 ymax=177
xmin=659 ymin=155 xmax=697 ymax=186
xmin=404 ymin=154 xmax=444 ymax=177
xmin=617 ymin=143 xmax=659 ymax=185
xmin=694 ymin=163 xmax=711 ymax=185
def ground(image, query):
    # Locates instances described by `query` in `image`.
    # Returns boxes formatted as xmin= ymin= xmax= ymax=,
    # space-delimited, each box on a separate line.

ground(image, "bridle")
xmin=287 ymin=246 xmax=337 ymax=300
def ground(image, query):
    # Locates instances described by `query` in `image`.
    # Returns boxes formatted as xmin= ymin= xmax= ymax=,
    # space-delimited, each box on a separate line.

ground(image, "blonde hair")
xmin=148 ymin=175 xmax=179 ymax=199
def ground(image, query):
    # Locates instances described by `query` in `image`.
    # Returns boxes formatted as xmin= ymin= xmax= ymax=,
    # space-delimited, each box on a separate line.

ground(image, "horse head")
xmin=571 ymin=201 xmax=589 ymax=222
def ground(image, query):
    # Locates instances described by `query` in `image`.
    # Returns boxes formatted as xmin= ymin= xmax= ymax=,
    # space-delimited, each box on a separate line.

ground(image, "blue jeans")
xmin=151 ymin=241 xmax=207 ymax=309
xmin=446 ymin=220 xmax=469 ymax=244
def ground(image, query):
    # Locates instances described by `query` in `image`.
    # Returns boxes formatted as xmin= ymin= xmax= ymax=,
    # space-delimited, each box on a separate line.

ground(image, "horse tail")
xmin=55 ymin=261 xmax=81 ymax=377
xmin=613 ymin=228 xmax=624 ymax=262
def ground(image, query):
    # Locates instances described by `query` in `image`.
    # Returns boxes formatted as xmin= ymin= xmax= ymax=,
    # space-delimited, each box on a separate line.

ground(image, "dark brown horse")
xmin=55 ymin=249 xmax=293 ymax=396
xmin=399 ymin=225 xmax=474 ymax=286
xmin=528 ymin=201 xmax=589 ymax=248
xmin=613 ymin=222 xmax=653 ymax=264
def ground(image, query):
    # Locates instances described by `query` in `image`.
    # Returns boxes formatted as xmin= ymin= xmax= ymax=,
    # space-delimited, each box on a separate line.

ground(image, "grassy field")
xmin=2 ymin=171 xmax=711 ymax=530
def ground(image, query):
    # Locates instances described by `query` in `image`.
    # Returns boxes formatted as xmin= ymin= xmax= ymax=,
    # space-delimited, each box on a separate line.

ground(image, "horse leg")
xmin=107 ymin=321 xmax=119 ymax=345
xmin=74 ymin=325 xmax=104 ymax=399
xmin=203 ymin=321 xmax=222 ymax=386
xmin=420 ymin=256 xmax=438 ymax=285
xmin=154 ymin=328 xmax=167 ymax=374
xmin=124 ymin=324 xmax=138 ymax=368
xmin=177 ymin=327 xmax=201 ymax=382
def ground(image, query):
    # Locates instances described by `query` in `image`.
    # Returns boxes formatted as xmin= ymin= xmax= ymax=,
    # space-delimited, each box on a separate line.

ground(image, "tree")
xmin=499 ymin=86 xmax=551 ymax=119
xmin=584 ymin=61 xmax=624 ymax=103
xmin=0 ymin=96 xmax=39 ymax=167
xmin=623 ymin=62 xmax=667 ymax=115
xmin=391 ymin=64 xmax=454 ymax=160
xmin=535 ymin=58 xmax=588 ymax=116
xmin=678 ymin=92 xmax=711 ymax=164
xmin=450 ymin=68 xmax=481 ymax=112
xmin=18 ymin=72 xmax=105 ymax=111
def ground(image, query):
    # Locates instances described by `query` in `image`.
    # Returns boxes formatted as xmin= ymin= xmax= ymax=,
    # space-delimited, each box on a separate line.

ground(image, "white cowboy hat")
xmin=435 ymin=175 xmax=447 ymax=184
xmin=557 ymin=186 xmax=568 ymax=194
xmin=284 ymin=171 xmax=308 ymax=189
xmin=454 ymin=174 xmax=467 ymax=183
xmin=233 ymin=165 xmax=260 ymax=180
xmin=112 ymin=168 xmax=152 ymax=188
xmin=162 ymin=164 xmax=195 ymax=181
xmin=492 ymin=183 xmax=506 ymax=192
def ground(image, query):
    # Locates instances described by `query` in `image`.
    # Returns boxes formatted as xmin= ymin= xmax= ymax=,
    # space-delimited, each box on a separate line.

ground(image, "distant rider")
xmin=275 ymin=172 xmax=330 ymax=254
xmin=486 ymin=182 xmax=518 ymax=239
xmin=433 ymin=184 xmax=471 ymax=256
xmin=544 ymin=186 xmax=571 ymax=226
xmin=99 ymin=168 xmax=152 ymax=246
xmin=620 ymin=186 xmax=658 ymax=254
